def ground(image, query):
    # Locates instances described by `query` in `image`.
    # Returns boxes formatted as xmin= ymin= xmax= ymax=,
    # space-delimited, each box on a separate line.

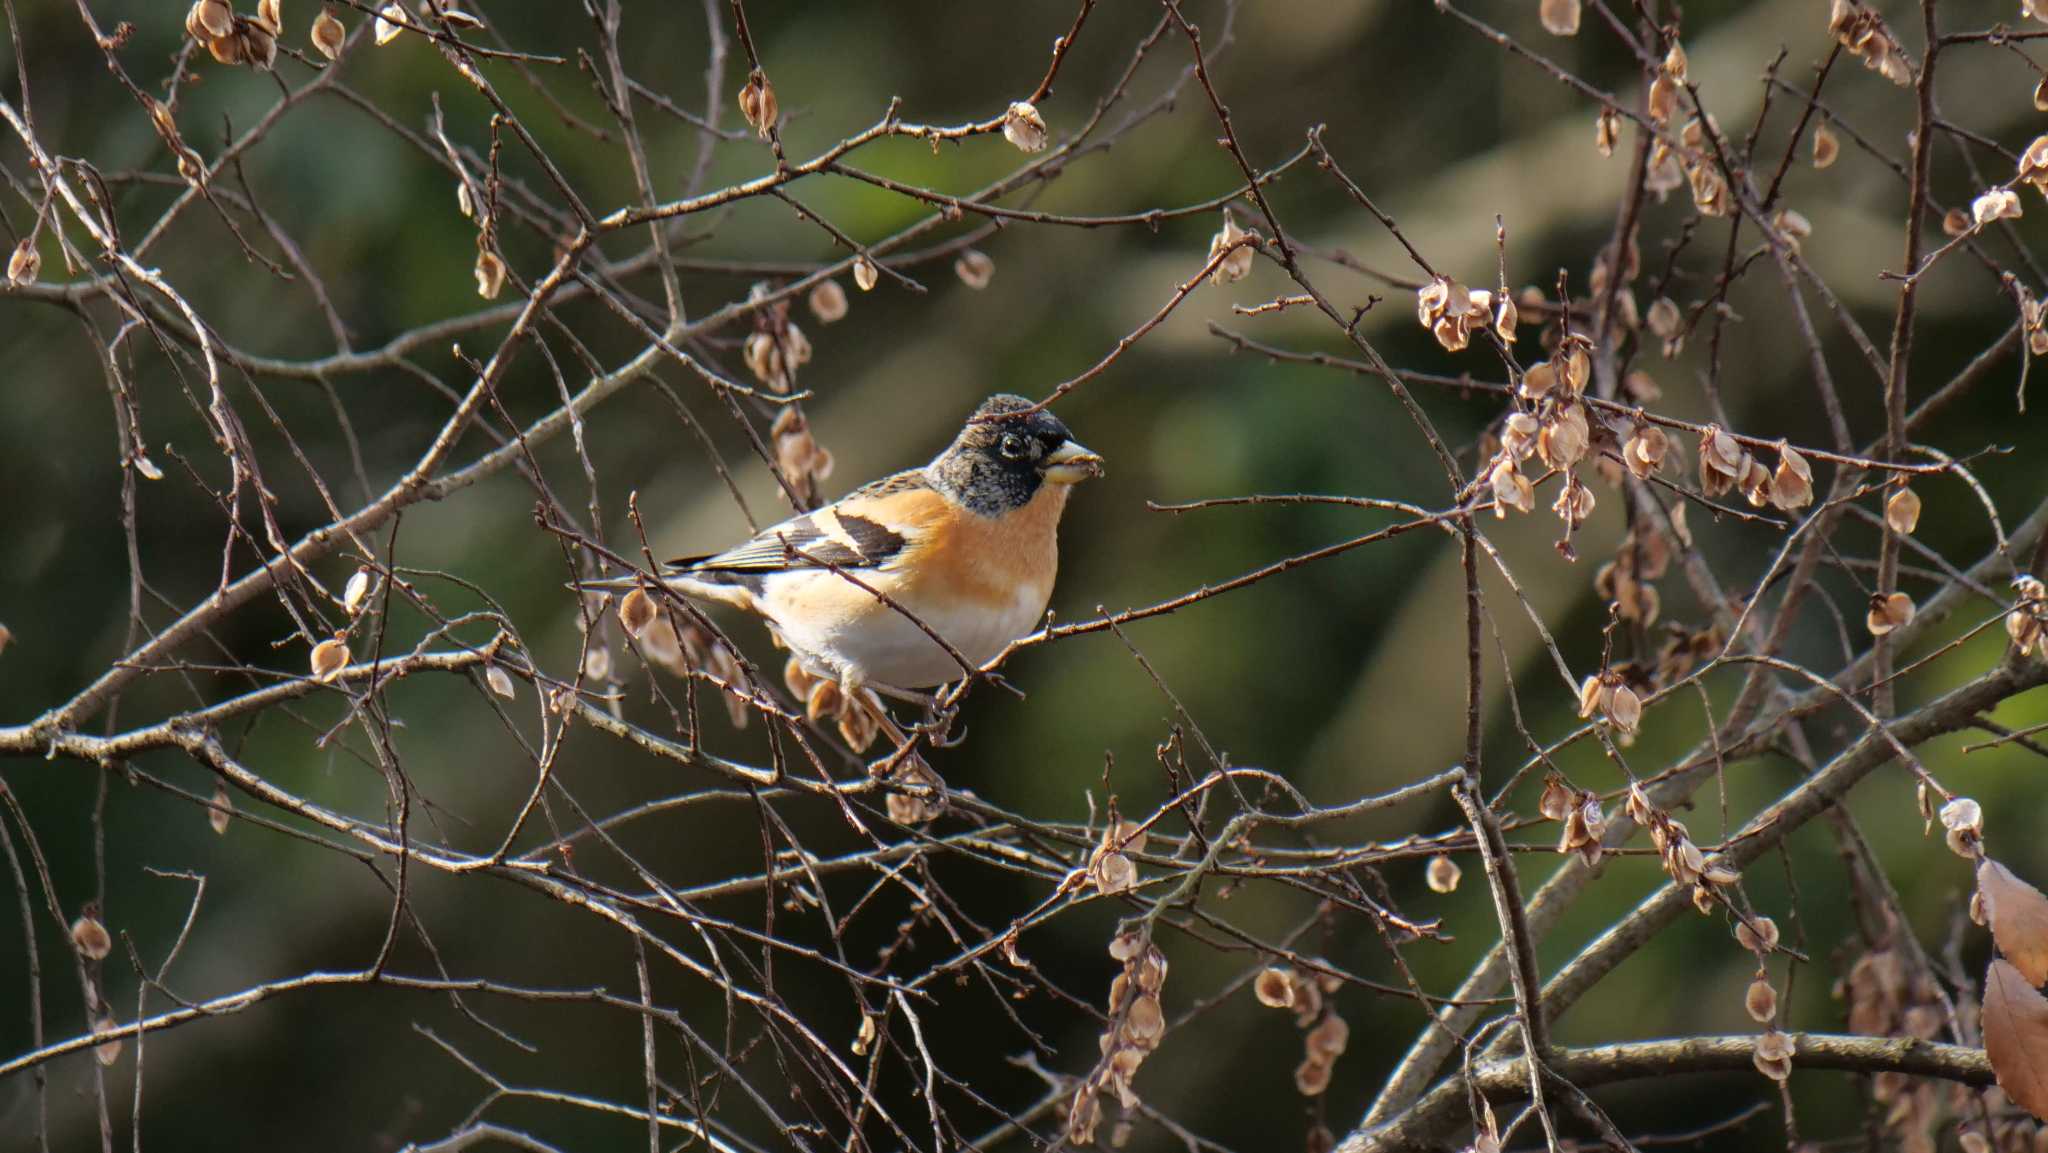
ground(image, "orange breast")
xmin=901 ymin=482 xmax=1069 ymax=607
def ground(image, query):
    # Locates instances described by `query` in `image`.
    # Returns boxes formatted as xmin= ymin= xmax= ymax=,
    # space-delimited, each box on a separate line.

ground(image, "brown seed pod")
xmin=1001 ymin=101 xmax=1048 ymax=153
xmin=71 ymin=911 xmax=113 ymax=961
xmin=310 ymin=6 xmax=345 ymax=59
xmin=310 ymin=636 xmax=350 ymax=682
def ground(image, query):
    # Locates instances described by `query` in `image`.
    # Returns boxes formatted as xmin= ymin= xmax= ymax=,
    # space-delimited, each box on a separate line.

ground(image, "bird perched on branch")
xmin=592 ymin=394 xmax=1103 ymax=703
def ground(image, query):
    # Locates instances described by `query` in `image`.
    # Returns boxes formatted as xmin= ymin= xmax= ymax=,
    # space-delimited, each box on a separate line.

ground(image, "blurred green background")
xmin=5 ymin=1 xmax=2048 ymax=1149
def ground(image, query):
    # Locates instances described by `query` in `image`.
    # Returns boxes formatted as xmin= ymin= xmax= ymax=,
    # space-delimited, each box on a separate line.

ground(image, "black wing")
xmin=666 ymin=471 xmax=922 ymax=576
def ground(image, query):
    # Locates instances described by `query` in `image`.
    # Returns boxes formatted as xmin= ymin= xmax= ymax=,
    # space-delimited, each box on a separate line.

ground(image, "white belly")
xmin=787 ymin=580 xmax=1049 ymax=689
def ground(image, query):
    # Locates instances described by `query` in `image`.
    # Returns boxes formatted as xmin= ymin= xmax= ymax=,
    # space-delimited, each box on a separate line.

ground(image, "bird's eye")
xmin=999 ymin=433 xmax=1027 ymax=459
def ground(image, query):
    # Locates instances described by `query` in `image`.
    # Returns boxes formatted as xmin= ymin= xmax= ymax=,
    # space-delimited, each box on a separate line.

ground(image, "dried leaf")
xmin=1982 ymin=859 xmax=2048 ymax=987
xmin=1983 ymin=958 xmax=2048 ymax=1120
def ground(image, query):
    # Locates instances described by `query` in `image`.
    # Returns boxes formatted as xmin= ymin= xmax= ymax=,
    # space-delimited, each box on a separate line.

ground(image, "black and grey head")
xmin=928 ymin=394 xmax=1104 ymax=516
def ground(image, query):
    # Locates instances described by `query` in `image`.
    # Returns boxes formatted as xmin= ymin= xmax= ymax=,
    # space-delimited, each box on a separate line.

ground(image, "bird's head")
xmin=932 ymin=394 xmax=1104 ymax=515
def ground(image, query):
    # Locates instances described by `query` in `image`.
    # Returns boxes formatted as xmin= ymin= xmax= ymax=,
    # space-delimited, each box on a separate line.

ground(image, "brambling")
xmin=602 ymin=394 xmax=1103 ymax=699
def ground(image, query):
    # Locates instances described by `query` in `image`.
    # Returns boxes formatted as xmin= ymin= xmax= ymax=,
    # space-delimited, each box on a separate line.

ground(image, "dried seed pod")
xmin=743 ymin=330 xmax=785 ymax=390
xmin=188 ymin=0 xmax=233 ymax=40
xmin=209 ymin=782 xmax=234 ymax=835
xmin=1974 ymin=188 xmax=2024 ymax=227
xmin=254 ymin=0 xmax=283 ymax=34
xmin=1487 ymin=457 xmax=1533 ymax=518
xmin=92 ymin=1010 xmax=122 ymax=1066
xmin=207 ymin=29 xmax=245 ymax=64
xmin=954 ymin=249 xmax=995 ymax=290
xmin=1307 ymin=1012 xmax=1349 ymax=1060
xmin=1885 ymin=487 xmax=1921 ymax=534
xmin=1518 ymin=360 xmax=1558 ymax=401
xmin=1752 ymin=1029 xmax=1794 ymax=1081
xmin=374 ymin=2 xmax=405 ymax=43
xmin=738 ymin=70 xmax=778 ymax=138
xmin=1698 ymin=424 xmax=1745 ymax=497
xmin=1942 ymin=797 xmax=1984 ymax=840
xmin=310 ymin=636 xmax=350 ymax=682
xmin=7 ymin=238 xmax=40 ymax=285
xmin=484 ymin=663 xmax=516 ymax=700
xmin=1425 ymin=855 xmax=1461 ymax=894
xmin=1735 ymin=915 xmax=1781 ymax=953
xmin=1623 ymin=425 xmax=1668 ymax=478
xmin=1254 ymin=966 xmax=1296 ymax=1009
xmin=310 ymin=6 xmax=345 ymax=59
xmin=1563 ymin=343 xmax=1592 ymax=394
xmin=1773 ymin=208 xmax=1812 ymax=254
xmin=1002 ymin=101 xmax=1048 ymax=153
xmin=1207 ymin=217 xmax=1256 ymax=285
xmin=1942 ymin=207 xmax=1971 ymax=237
xmin=852 ymin=254 xmax=878 ymax=292
xmin=1536 ymin=403 xmax=1589 ymax=469
xmin=1551 ymin=476 xmax=1596 ymax=529
xmin=1746 ymin=973 xmax=1779 ymax=1022
xmin=239 ymin=20 xmax=277 ymax=67
xmin=1606 ymin=683 xmax=1642 ymax=733
xmin=1813 ymin=123 xmax=1840 ymax=169
xmin=2011 ymin=576 xmax=2048 ymax=657
xmin=618 ymin=587 xmax=658 ymax=637
xmin=1663 ymin=40 xmax=1688 ymax=83
xmin=1493 ymin=294 xmax=1518 ymax=342
xmin=71 ymin=911 xmax=113 ymax=961
xmin=341 ymin=568 xmax=371 ymax=614
xmin=779 ymin=322 xmax=811 ymax=370
xmin=1769 ymin=445 xmax=1814 ymax=511
xmin=1647 ymin=74 xmax=1678 ymax=124
xmin=0 ymin=623 xmax=12 ymax=657
xmin=1294 ymin=1054 xmax=1333 ymax=1096
xmin=473 ymin=248 xmax=507 ymax=300
xmin=1092 ymin=851 xmax=1135 ymax=894
xmin=1539 ymin=0 xmax=1581 ymax=36
xmin=882 ymin=753 xmax=943 ymax=825
xmin=583 ymin=645 xmax=612 ymax=683
xmin=2022 ymin=134 xmax=2048 ymax=186
xmin=1501 ymin=413 xmax=1539 ymax=461
xmin=1594 ymin=106 xmax=1620 ymax=157
xmin=807 ymin=278 xmax=848 ymax=323
xmin=1645 ymin=296 xmax=1680 ymax=340
xmin=1864 ymin=591 xmax=1915 ymax=637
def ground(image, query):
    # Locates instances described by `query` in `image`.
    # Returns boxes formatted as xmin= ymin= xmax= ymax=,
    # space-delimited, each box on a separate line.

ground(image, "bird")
xmin=593 ymin=394 xmax=1103 ymax=701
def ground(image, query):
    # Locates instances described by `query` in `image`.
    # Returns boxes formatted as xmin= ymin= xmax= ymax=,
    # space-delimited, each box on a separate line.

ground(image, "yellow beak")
xmin=1040 ymin=439 xmax=1105 ymax=485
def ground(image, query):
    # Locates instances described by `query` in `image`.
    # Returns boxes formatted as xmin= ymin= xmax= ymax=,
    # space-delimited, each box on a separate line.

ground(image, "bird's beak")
xmin=1040 ymin=439 xmax=1105 ymax=484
